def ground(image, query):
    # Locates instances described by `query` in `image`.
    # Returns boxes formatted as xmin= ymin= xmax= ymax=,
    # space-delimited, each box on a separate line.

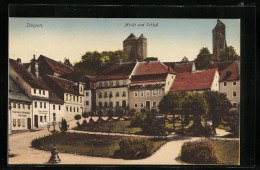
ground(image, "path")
xmin=8 ymin=119 xmax=237 ymax=165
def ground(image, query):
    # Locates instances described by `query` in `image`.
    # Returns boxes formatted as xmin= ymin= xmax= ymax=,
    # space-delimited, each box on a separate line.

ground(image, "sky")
xmin=9 ymin=18 xmax=240 ymax=64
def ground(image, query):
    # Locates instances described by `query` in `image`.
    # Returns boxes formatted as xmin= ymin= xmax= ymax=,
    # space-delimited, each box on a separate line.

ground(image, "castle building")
xmin=123 ymin=33 xmax=147 ymax=61
xmin=212 ymin=19 xmax=227 ymax=61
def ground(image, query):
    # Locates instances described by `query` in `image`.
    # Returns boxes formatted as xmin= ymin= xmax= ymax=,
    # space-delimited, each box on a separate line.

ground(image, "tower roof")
xmin=124 ymin=33 xmax=137 ymax=41
xmin=216 ymin=19 xmax=225 ymax=27
xmin=138 ymin=34 xmax=146 ymax=39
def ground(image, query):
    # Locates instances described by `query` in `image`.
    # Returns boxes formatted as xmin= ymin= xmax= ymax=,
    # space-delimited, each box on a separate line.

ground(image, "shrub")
xmin=82 ymin=112 xmax=89 ymax=119
xmin=74 ymin=114 xmax=81 ymax=122
xmin=60 ymin=118 xmax=68 ymax=132
xmin=141 ymin=107 xmax=149 ymax=114
xmin=114 ymin=137 xmax=154 ymax=159
xmin=97 ymin=110 xmax=104 ymax=117
xmin=106 ymin=108 xmax=115 ymax=118
xmin=141 ymin=115 xmax=169 ymax=136
xmin=181 ymin=139 xmax=217 ymax=164
xmin=130 ymin=112 xmax=146 ymax=127
xmin=31 ymin=138 xmax=42 ymax=149
xmin=202 ymin=125 xmax=215 ymax=139
xmin=116 ymin=107 xmax=125 ymax=118
xmin=229 ymin=110 xmax=239 ymax=135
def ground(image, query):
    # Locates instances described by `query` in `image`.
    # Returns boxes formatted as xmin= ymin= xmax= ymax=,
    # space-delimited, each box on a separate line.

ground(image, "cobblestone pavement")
xmin=8 ymin=118 xmax=238 ymax=165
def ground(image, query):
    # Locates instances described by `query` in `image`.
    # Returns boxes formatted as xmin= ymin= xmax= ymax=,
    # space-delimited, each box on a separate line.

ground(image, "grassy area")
xmin=32 ymin=132 xmax=166 ymax=159
xmin=213 ymin=140 xmax=239 ymax=165
xmin=74 ymin=120 xmax=142 ymax=134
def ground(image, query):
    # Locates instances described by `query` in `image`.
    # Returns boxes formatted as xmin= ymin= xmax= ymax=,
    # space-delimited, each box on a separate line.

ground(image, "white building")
xmin=80 ymin=75 xmax=96 ymax=112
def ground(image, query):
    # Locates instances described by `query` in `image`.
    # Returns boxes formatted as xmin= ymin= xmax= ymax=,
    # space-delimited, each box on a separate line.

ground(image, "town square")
xmin=8 ymin=18 xmax=240 ymax=165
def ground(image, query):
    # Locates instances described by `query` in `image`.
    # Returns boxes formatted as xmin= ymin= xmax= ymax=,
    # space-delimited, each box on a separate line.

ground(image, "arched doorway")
xmin=27 ymin=118 xmax=31 ymax=129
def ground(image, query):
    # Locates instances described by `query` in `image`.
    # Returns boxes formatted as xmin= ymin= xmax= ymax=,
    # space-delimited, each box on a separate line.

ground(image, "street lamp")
xmin=47 ymin=121 xmax=61 ymax=163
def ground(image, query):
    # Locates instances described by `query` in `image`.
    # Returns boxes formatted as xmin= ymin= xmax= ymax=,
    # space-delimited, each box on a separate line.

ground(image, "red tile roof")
xmin=39 ymin=55 xmax=74 ymax=76
xmin=9 ymin=59 xmax=49 ymax=90
xmin=134 ymin=61 xmax=176 ymax=76
xmin=131 ymin=73 xmax=168 ymax=84
xmin=206 ymin=61 xmax=234 ymax=74
xmin=96 ymin=62 xmax=136 ymax=81
xmin=174 ymin=63 xmax=193 ymax=73
xmin=45 ymin=75 xmax=79 ymax=95
xmin=170 ymin=68 xmax=218 ymax=92
xmin=219 ymin=62 xmax=239 ymax=82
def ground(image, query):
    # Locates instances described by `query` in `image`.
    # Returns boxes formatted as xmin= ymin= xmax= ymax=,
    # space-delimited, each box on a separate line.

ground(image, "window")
xmin=70 ymin=95 xmax=72 ymax=101
xmin=77 ymin=107 xmax=79 ymax=112
xmin=146 ymin=90 xmax=150 ymax=96
xmin=77 ymin=96 xmax=78 ymax=102
xmin=86 ymin=92 xmax=89 ymax=96
xmin=22 ymin=119 xmax=25 ymax=127
xmin=81 ymin=86 xmax=83 ymax=92
xmin=158 ymin=89 xmax=162 ymax=96
xmin=223 ymin=92 xmax=227 ymax=96
xmin=109 ymin=102 xmax=113 ymax=107
xmin=122 ymin=91 xmax=126 ymax=97
xmin=134 ymin=91 xmax=138 ymax=97
xmin=98 ymin=92 xmax=102 ymax=98
xmin=233 ymin=81 xmax=237 ymax=86
xmin=116 ymin=101 xmax=119 ymax=107
xmin=233 ymin=91 xmax=237 ymax=97
xmin=152 ymin=90 xmax=157 ymax=96
xmin=86 ymin=101 xmax=89 ymax=106
xmin=104 ymin=92 xmax=108 ymax=98
xmin=153 ymin=102 xmax=156 ymax=107
xmin=43 ymin=90 xmax=45 ymax=95
xmin=99 ymin=102 xmax=102 ymax=107
xmin=18 ymin=103 xmax=20 ymax=109
xmin=18 ymin=119 xmax=21 ymax=127
xmin=134 ymin=104 xmax=138 ymax=108
xmin=233 ymin=103 xmax=237 ymax=108
xmin=73 ymin=96 xmax=75 ymax=102
xmin=44 ymin=116 xmax=46 ymax=122
xmin=110 ymin=81 xmax=113 ymax=86
xmin=168 ymin=82 xmax=170 ymax=85
xmin=13 ymin=103 xmax=16 ymax=108
xmin=104 ymin=102 xmax=108 ymax=108
xmin=53 ymin=105 xmax=55 ymax=110
xmin=109 ymin=92 xmax=113 ymax=98
xmin=99 ymin=82 xmax=103 ymax=87
xmin=40 ymin=102 xmax=42 ymax=108
xmin=23 ymin=104 xmax=25 ymax=109
xmin=116 ymin=81 xmax=119 ymax=86
xmin=59 ymin=105 xmax=61 ymax=110
xmin=80 ymin=97 xmax=82 ymax=103
xmin=70 ymin=106 xmax=72 ymax=112
xmin=66 ymin=105 xmax=68 ymax=111
xmin=53 ymin=113 xmax=56 ymax=121
xmin=123 ymin=80 xmax=127 ymax=85
xmin=116 ymin=92 xmax=119 ymax=97
xmin=140 ymin=91 xmax=144 ymax=97
xmin=140 ymin=103 xmax=144 ymax=108
xmin=13 ymin=119 xmax=16 ymax=127
xmin=224 ymin=82 xmax=227 ymax=86
xmin=66 ymin=94 xmax=68 ymax=101
xmin=39 ymin=90 xmax=41 ymax=95
xmin=172 ymin=76 xmax=174 ymax=79
xmin=105 ymin=82 xmax=108 ymax=87
xmin=28 ymin=104 xmax=30 ymax=109
xmin=40 ymin=116 xmax=43 ymax=122
xmin=44 ymin=102 xmax=46 ymax=109
xmin=73 ymin=107 xmax=75 ymax=112
xmin=35 ymin=102 xmax=37 ymax=108
xmin=34 ymin=89 xmax=36 ymax=94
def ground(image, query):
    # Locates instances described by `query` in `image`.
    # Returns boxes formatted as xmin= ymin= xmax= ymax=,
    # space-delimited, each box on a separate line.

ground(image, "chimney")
xmin=16 ymin=58 xmax=21 ymax=64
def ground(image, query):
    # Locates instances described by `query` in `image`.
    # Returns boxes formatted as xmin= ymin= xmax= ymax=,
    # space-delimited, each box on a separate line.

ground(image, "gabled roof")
xmin=134 ymin=61 xmax=176 ymax=76
xmin=219 ymin=61 xmax=239 ymax=82
xmin=44 ymin=75 xmax=79 ymax=95
xmin=39 ymin=55 xmax=74 ymax=76
xmin=9 ymin=59 xmax=49 ymax=90
xmin=170 ymin=68 xmax=218 ymax=92
xmin=206 ymin=61 xmax=234 ymax=74
xmin=9 ymin=76 xmax=31 ymax=102
xmin=174 ymin=63 xmax=193 ymax=73
xmin=96 ymin=62 xmax=136 ymax=81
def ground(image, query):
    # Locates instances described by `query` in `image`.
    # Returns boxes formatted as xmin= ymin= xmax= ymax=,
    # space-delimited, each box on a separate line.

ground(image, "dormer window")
xmin=43 ymin=90 xmax=45 ymax=95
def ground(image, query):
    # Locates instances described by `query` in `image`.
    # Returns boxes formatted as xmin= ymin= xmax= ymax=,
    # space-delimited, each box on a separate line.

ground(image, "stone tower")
xmin=123 ymin=33 xmax=147 ymax=61
xmin=212 ymin=19 xmax=227 ymax=61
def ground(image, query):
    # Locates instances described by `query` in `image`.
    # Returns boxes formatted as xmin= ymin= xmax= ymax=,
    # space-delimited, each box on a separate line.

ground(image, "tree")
xmin=195 ymin=47 xmax=212 ymax=70
xmin=74 ymin=114 xmax=82 ymax=128
xmin=59 ymin=118 xmax=68 ymax=133
xmin=219 ymin=46 xmax=239 ymax=62
xmin=203 ymin=91 xmax=232 ymax=134
xmin=82 ymin=112 xmax=89 ymax=126
xmin=116 ymin=107 xmax=125 ymax=118
xmin=106 ymin=108 xmax=115 ymax=118
xmin=182 ymin=93 xmax=208 ymax=134
xmin=159 ymin=92 xmax=188 ymax=132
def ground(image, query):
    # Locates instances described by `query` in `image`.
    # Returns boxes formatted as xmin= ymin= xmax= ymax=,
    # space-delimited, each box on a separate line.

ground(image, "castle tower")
xmin=212 ymin=19 xmax=227 ymax=61
xmin=123 ymin=33 xmax=147 ymax=61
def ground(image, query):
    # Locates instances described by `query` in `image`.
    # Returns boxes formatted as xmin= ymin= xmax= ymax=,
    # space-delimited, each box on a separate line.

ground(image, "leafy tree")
xmin=203 ymin=91 xmax=232 ymax=134
xmin=219 ymin=46 xmax=239 ymax=62
xmin=59 ymin=118 xmax=68 ymax=133
xmin=97 ymin=109 xmax=104 ymax=118
xmin=82 ymin=112 xmax=89 ymax=126
xmin=195 ymin=47 xmax=212 ymax=70
xmin=116 ymin=107 xmax=125 ymax=118
xmin=106 ymin=108 xmax=115 ymax=118
xmin=130 ymin=112 xmax=147 ymax=127
xmin=228 ymin=110 xmax=239 ymax=135
xmin=74 ymin=114 xmax=81 ymax=122
xmin=182 ymin=93 xmax=208 ymax=133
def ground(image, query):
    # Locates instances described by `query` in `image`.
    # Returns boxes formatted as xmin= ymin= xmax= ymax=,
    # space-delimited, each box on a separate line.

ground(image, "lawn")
xmin=32 ymin=132 xmax=166 ymax=159
xmin=213 ymin=139 xmax=239 ymax=165
xmin=74 ymin=120 xmax=142 ymax=134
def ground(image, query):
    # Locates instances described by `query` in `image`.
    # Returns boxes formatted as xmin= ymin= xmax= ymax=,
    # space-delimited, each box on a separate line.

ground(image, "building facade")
xmin=123 ymin=33 xmax=147 ymax=61
xmin=80 ymin=75 xmax=96 ymax=112
xmin=129 ymin=61 xmax=176 ymax=111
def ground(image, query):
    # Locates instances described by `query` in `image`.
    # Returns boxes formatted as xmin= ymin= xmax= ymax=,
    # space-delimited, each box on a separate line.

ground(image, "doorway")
xmin=145 ymin=101 xmax=151 ymax=110
xmin=34 ymin=115 xmax=38 ymax=128
xmin=27 ymin=118 xmax=31 ymax=129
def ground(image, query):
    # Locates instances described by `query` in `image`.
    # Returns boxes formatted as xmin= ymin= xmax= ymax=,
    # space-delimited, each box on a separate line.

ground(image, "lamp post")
xmin=47 ymin=121 xmax=61 ymax=163
xmin=8 ymin=103 xmax=12 ymax=135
